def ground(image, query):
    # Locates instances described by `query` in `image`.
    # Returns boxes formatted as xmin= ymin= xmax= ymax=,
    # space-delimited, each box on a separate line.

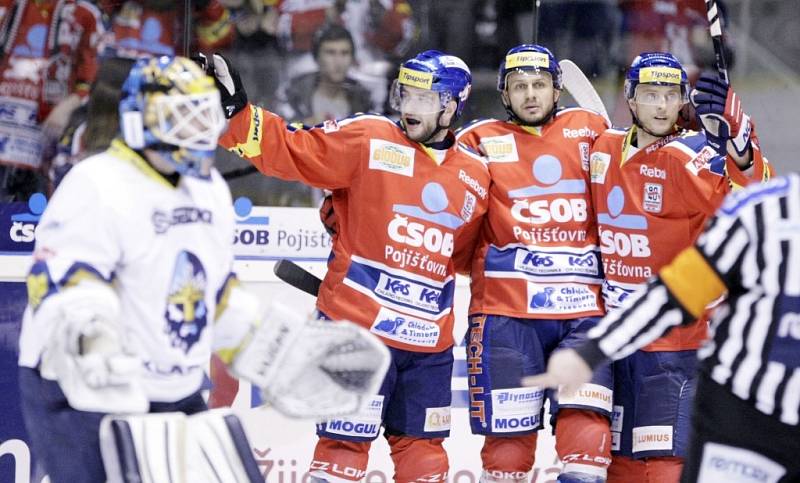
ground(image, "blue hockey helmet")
xmin=624 ymin=52 xmax=689 ymax=102
xmin=390 ymin=50 xmax=472 ymax=120
xmin=119 ymin=56 xmax=226 ymax=178
xmin=497 ymin=44 xmax=562 ymax=91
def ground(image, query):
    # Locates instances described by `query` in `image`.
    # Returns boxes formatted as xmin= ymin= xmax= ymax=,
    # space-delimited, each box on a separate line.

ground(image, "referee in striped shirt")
xmin=526 ymin=174 xmax=800 ymax=483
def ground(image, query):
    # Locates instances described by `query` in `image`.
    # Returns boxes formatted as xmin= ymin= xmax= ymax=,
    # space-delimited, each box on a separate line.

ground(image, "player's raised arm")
xmin=200 ymin=53 xmax=364 ymax=190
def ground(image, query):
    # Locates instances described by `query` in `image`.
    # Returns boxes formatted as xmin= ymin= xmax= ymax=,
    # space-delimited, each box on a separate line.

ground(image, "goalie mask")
xmin=390 ymin=50 xmax=472 ymax=122
xmin=119 ymin=56 xmax=226 ymax=178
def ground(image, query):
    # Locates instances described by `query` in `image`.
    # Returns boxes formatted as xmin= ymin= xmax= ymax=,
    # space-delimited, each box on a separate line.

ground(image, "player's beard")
xmin=511 ymin=102 xmax=556 ymax=127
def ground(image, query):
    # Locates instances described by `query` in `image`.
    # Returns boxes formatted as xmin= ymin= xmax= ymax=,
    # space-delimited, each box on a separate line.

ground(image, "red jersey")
xmin=457 ymin=108 xmax=610 ymax=319
xmin=0 ymin=0 xmax=102 ymax=169
xmin=590 ymin=126 xmax=771 ymax=351
xmin=220 ymin=106 xmax=490 ymax=352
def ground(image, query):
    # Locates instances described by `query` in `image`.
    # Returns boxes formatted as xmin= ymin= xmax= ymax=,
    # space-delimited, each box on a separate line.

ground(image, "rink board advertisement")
xmin=0 ymin=200 xmax=560 ymax=482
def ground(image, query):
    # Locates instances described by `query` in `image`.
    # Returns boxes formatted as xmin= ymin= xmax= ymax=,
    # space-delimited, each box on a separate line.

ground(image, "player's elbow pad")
xmin=213 ymin=285 xmax=260 ymax=364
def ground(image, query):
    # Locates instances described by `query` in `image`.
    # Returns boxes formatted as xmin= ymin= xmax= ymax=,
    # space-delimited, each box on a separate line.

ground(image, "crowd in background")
xmin=0 ymin=0 xmax=795 ymax=206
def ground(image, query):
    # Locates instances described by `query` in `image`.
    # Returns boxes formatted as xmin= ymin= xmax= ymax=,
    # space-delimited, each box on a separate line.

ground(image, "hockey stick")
xmin=183 ymin=0 xmax=192 ymax=58
xmin=704 ymin=0 xmax=729 ymax=84
xmin=559 ymin=59 xmax=611 ymax=124
xmin=274 ymin=259 xmax=322 ymax=297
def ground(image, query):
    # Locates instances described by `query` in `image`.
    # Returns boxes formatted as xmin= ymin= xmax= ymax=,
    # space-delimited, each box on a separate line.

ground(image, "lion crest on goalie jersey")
xmin=165 ymin=251 xmax=209 ymax=352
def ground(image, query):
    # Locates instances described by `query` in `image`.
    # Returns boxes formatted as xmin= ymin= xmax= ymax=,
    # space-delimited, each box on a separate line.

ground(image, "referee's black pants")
xmin=682 ymin=372 xmax=800 ymax=482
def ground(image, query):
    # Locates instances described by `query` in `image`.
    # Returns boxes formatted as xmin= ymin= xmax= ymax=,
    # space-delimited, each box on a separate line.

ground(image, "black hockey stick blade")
xmin=274 ymin=259 xmax=322 ymax=297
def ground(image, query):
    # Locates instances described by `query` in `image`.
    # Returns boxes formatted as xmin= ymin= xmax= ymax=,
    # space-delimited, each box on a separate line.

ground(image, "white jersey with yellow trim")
xmin=18 ymin=140 xmax=236 ymax=402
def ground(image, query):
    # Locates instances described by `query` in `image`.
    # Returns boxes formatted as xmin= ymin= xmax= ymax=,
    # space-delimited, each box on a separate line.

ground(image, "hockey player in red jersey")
xmin=456 ymin=44 xmax=613 ymax=483
xmin=205 ymin=49 xmax=490 ymax=482
xmin=589 ymin=52 xmax=771 ymax=482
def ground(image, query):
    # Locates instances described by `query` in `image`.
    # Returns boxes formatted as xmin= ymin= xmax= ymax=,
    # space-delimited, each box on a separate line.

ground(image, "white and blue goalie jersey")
xmin=18 ymin=140 xmax=237 ymax=402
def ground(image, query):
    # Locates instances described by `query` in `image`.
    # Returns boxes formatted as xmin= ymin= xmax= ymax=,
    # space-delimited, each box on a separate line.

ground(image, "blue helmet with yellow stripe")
xmin=497 ymin=44 xmax=562 ymax=91
xmin=394 ymin=50 xmax=472 ymax=120
xmin=624 ymin=52 xmax=689 ymax=101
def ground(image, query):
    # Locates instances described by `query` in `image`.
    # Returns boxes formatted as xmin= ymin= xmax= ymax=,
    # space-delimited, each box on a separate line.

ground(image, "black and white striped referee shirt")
xmin=576 ymin=173 xmax=800 ymax=426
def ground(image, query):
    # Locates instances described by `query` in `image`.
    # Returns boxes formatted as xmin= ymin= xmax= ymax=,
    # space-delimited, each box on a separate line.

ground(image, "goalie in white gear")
xmin=17 ymin=55 xmax=389 ymax=483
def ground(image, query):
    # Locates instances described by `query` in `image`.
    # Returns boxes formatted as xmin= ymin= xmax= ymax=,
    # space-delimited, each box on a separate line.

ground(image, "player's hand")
xmin=521 ymin=348 xmax=593 ymax=399
xmin=195 ymin=52 xmax=248 ymax=119
xmin=690 ymin=73 xmax=752 ymax=157
xmin=319 ymin=192 xmax=338 ymax=236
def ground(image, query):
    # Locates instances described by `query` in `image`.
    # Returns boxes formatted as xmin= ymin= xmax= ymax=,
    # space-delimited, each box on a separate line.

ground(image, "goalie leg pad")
xmin=99 ymin=412 xmax=186 ymax=483
xmin=387 ymin=435 xmax=449 ymax=482
xmin=100 ymin=409 xmax=261 ymax=483
xmin=480 ymin=434 xmax=538 ymax=482
xmin=187 ymin=408 xmax=263 ymax=483
xmin=309 ymin=436 xmax=372 ymax=482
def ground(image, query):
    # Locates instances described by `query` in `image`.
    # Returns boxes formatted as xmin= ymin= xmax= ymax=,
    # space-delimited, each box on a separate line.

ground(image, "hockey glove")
xmin=195 ymin=52 xmax=248 ymax=119
xmin=231 ymin=302 xmax=390 ymax=419
xmin=690 ymin=73 xmax=753 ymax=157
xmin=39 ymin=284 xmax=148 ymax=413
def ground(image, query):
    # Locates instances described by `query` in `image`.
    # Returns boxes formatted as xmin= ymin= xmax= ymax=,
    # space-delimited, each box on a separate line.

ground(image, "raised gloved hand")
xmin=195 ymin=52 xmax=248 ymax=119
xmin=690 ymin=73 xmax=753 ymax=157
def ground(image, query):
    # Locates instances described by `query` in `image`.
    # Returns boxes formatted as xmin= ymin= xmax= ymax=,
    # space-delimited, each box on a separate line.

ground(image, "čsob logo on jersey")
xmin=4 ymin=193 xmax=46 ymax=248
xmin=598 ymin=186 xmax=651 ymax=257
xmin=508 ymin=155 xmax=588 ymax=224
xmin=388 ymin=182 xmax=462 ymax=256
xmin=232 ymin=197 xmax=270 ymax=246
xmin=164 ymin=251 xmax=208 ymax=353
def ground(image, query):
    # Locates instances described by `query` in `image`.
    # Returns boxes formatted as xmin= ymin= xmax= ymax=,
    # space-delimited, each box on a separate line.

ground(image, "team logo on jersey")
xmin=164 ymin=251 xmax=208 ymax=353
xmin=643 ymin=183 xmax=663 ymax=213
xmin=369 ymin=139 xmax=415 ymax=177
xmin=579 ymin=142 xmax=590 ymax=171
xmin=590 ymin=152 xmax=611 ymax=183
xmin=480 ymin=134 xmax=519 ymax=163
xmin=370 ymin=307 xmax=440 ymax=347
